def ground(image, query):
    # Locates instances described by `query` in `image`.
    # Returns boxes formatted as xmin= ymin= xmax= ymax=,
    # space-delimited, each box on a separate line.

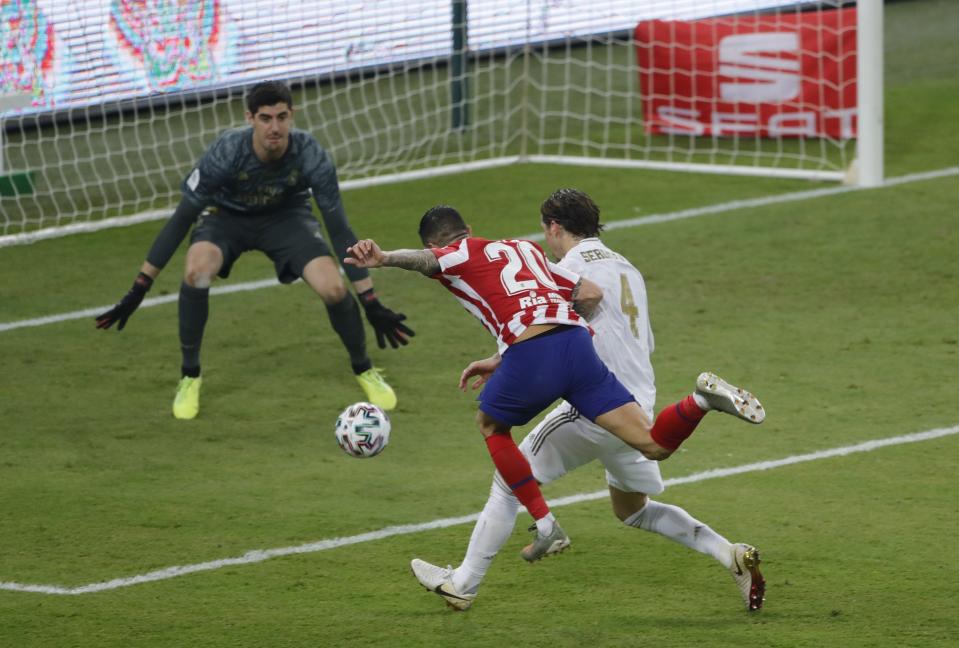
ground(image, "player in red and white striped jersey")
xmin=406 ymin=190 xmax=766 ymax=613
xmin=346 ymin=204 xmax=716 ymax=568
xmin=430 ymin=235 xmax=585 ymax=352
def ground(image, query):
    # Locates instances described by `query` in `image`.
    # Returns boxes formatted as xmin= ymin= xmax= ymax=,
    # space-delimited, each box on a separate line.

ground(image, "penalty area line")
xmin=2 ymin=424 xmax=956 ymax=596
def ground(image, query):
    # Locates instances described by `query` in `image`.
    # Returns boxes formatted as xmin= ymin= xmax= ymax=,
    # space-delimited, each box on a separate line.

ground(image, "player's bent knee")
xmin=476 ymin=410 xmax=510 ymax=438
xmin=320 ymin=283 xmax=348 ymax=305
xmin=184 ymin=267 xmax=216 ymax=289
xmin=477 ymin=421 xmax=498 ymax=439
xmin=190 ymin=273 xmax=214 ymax=289
xmin=640 ymin=445 xmax=672 ymax=461
xmin=183 ymin=243 xmax=222 ymax=288
xmin=595 ymin=403 xmax=656 ymax=453
xmin=302 ymin=257 xmax=347 ymax=303
xmin=610 ymin=490 xmax=647 ymax=522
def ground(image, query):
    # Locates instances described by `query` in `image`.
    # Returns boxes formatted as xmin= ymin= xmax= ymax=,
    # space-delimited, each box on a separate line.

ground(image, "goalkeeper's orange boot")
xmin=355 ymin=367 xmax=396 ymax=411
xmin=173 ymin=376 xmax=202 ymax=419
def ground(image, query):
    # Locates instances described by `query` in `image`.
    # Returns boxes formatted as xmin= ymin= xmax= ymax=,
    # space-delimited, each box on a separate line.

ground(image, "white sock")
xmin=452 ymin=474 xmax=519 ymax=595
xmin=534 ymin=512 xmax=556 ymax=536
xmin=692 ymin=391 xmax=710 ymax=411
xmin=624 ymin=499 xmax=732 ymax=568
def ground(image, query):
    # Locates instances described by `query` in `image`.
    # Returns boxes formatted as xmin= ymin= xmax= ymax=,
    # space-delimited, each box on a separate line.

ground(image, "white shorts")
xmin=518 ymin=401 xmax=665 ymax=495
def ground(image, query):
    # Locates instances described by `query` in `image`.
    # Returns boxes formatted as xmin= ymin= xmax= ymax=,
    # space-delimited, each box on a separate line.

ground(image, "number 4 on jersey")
xmin=620 ymin=273 xmax=640 ymax=337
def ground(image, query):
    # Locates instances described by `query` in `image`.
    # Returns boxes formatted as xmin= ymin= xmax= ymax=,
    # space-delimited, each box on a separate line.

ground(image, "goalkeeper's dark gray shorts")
xmin=190 ymin=205 xmax=330 ymax=284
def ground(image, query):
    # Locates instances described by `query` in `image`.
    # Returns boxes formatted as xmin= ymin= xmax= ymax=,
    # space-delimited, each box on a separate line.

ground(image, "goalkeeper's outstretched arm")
xmin=95 ymin=198 xmax=203 ymax=330
xmin=144 ymin=198 xmax=204 ymax=273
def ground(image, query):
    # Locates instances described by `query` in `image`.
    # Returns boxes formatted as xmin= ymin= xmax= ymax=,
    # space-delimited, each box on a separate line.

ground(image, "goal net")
xmin=0 ymin=0 xmax=877 ymax=245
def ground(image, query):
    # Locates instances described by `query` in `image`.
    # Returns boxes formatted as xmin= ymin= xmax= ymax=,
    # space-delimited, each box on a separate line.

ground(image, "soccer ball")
xmin=334 ymin=402 xmax=391 ymax=458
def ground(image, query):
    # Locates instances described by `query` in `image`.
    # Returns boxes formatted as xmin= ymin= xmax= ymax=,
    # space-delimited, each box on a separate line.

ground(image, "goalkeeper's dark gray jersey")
xmin=145 ymin=127 xmax=367 ymax=281
xmin=181 ymin=127 xmax=339 ymax=214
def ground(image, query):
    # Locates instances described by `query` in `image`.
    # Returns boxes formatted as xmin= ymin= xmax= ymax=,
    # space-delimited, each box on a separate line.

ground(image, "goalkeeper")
xmin=95 ymin=81 xmax=413 ymax=419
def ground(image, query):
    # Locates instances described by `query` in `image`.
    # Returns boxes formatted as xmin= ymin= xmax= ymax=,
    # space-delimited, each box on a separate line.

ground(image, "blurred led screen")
xmin=1 ymin=0 xmax=817 ymax=117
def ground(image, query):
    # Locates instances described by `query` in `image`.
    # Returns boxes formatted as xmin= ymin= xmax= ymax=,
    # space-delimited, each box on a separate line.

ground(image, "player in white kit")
xmin=410 ymin=189 xmax=766 ymax=612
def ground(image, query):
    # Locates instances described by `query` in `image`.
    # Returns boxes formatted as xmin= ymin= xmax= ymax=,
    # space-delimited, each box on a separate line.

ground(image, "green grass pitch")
xmin=1 ymin=1 xmax=958 ymax=646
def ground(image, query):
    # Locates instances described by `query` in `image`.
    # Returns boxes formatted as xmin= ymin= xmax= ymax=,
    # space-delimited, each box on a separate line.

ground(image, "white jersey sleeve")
xmin=560 ymin=238 xmax=657 ymax=411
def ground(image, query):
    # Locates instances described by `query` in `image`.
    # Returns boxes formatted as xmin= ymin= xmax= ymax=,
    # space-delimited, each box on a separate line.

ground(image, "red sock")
xmin=485 ymin=434 xmax=550 ymax=520
xmin=649 ymin=395 xmax=707 ymax=451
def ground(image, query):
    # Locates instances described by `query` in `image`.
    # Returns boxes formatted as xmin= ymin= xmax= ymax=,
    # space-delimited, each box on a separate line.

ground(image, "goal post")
xmin=855 ymin=0 xmax=883 ymax=188
xmin=0 ymin=1 xmax=882 ymax=247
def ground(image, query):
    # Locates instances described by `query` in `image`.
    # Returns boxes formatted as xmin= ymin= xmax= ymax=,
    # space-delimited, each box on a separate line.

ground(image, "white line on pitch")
xmin=0 ymin=279 xmax=281 ymax=333
xmin=2 ymin=165 xmax=957 ymax=335
xmin=2 ymin=424 xmax=956 ymax=596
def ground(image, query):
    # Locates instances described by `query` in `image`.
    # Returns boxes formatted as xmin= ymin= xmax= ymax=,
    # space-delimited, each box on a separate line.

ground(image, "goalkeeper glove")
xmin=95 ymin=272 xmax=154 ymax=331
xmin=359 ymin=289 xmax=415 ymax=349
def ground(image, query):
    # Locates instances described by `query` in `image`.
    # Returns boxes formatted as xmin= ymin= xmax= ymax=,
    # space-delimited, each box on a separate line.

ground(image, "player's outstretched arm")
xmin=94 ymin=262 xmax=160 ymax=331
xmin=345 ymin=240 xmax=440 ymax=276
xmin=344 ymin=239 xmax=386 ymax=267
xmin=95 ymin=197 xmax=201 ymax=331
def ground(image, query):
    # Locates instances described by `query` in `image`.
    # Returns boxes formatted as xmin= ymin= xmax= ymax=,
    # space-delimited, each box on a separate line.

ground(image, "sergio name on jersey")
xmin=430 ymin=237 xmax=587 ymax=354
xmin=560 ymin=238 xmax=657 ymax=412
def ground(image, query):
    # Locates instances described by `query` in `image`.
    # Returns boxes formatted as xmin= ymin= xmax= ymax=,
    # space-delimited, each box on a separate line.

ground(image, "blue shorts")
xmin=478 ymin=326 xmax=635 ymax=426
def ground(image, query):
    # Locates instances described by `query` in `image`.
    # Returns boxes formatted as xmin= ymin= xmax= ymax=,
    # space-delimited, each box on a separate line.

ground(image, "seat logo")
xmin=719 ymin=32 xmax=800 ymax=103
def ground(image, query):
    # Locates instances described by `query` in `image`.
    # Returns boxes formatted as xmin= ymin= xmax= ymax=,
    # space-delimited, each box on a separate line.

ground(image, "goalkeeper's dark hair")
xmin=419 ymin=205 xmax=469 ymax=247
xmin=246 ymin=81 xmax=294 ymax=115
xmin=540 ymin=188 xmax=604 ymax=238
